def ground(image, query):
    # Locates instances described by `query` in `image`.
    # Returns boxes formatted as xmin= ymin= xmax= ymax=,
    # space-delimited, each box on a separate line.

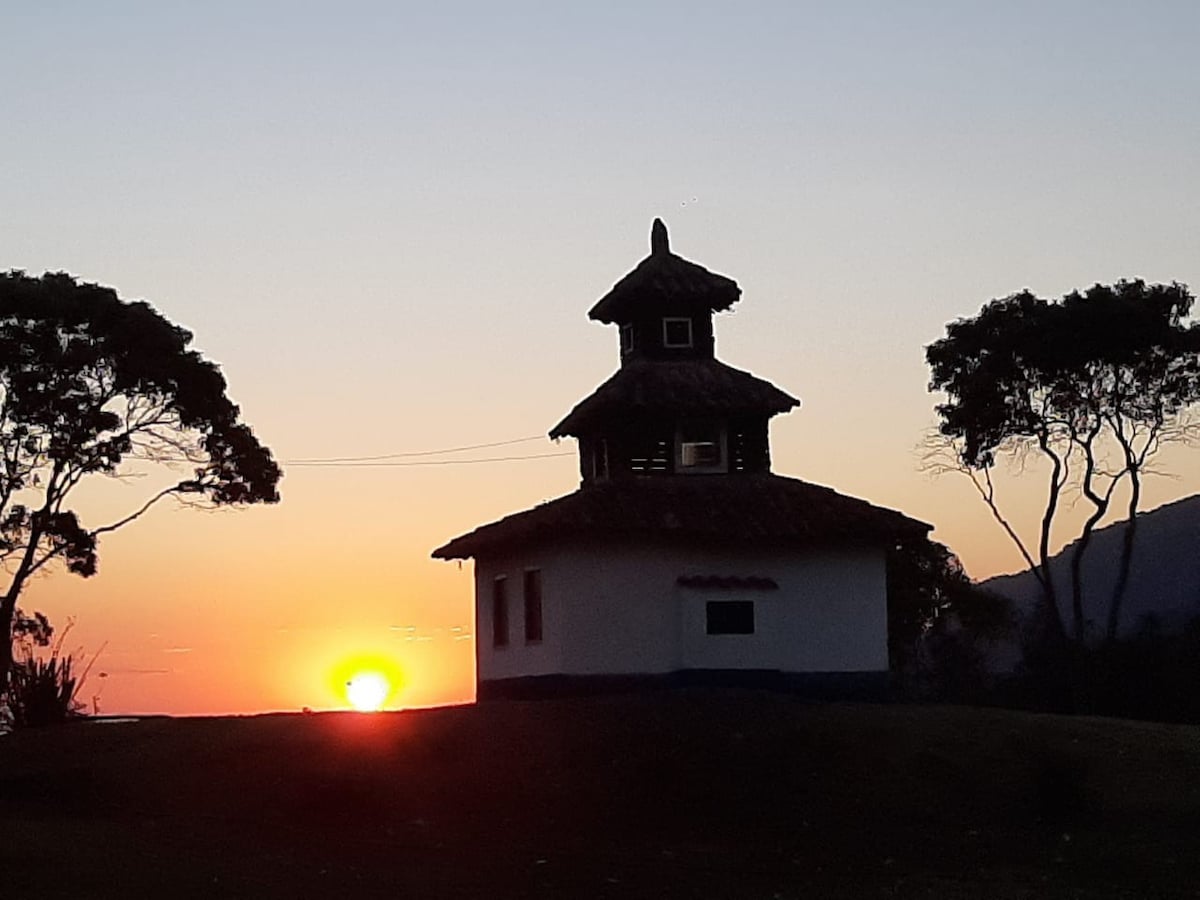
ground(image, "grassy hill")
xmin=3 ymin=690 xmax=1199 ymax=898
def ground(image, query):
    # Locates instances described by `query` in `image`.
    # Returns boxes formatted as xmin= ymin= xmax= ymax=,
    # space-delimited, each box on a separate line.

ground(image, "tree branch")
xmin=90 ymin=484 xmax=186 ymax=538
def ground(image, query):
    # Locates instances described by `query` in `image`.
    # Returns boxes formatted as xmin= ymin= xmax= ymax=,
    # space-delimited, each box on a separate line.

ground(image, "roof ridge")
xmin=432 ymin=474 xmax=930 ymax=560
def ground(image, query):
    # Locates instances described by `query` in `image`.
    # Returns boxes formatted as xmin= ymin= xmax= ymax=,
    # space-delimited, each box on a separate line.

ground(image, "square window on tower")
xmin=662 ymin=317 xmax=693 ymax=348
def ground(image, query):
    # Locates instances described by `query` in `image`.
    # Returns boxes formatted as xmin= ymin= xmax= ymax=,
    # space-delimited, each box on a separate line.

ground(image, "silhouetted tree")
xmin=926 ymin=280 xmax=1200 ymax=664
xmin=0 ymin=271 xmax=281 ymax=690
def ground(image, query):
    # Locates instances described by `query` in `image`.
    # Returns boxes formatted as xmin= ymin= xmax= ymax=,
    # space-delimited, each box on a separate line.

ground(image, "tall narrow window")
xmin=591 ymin=439 xmax=610 ymax=481
xmin=492 ymin=576 xmax=509 ymax=647
xmin=619 ymin=323 xmax=635 ymax=355
xmin=524 ymin=569 xmax=543 ymax=643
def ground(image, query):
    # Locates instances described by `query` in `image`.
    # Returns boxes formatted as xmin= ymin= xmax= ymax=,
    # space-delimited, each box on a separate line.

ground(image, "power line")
xmin=285 ymin=435 xmax=546 ymax=464
xmin=287 ymin=451 xmax=572 ymax=468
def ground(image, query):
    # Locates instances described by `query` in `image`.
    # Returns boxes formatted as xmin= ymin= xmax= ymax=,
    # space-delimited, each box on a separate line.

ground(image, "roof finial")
xmin=651 ymin=218 xmax=669 ymax=256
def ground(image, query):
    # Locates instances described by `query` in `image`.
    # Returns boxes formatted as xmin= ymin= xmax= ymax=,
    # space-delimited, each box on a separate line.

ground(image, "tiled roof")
xmin=588 ymin=222 xmax=741 ymax=323
xmin=431 ymin=474 xmax=931 ymax=560
xmin=550 ymin=358 xmax=799 ymax=438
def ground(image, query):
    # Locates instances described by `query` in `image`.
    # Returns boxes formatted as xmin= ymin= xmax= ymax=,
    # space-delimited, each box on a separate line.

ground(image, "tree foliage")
xmin=0 ymin=271 xmax=281 ymax=690
xmin=926 ymin=279 xmax=1200 ymax=651
xmin=12 ymin=608 xmax=53 ymax=647
xmin=887 ymin=537 xmax=1012 ymax=698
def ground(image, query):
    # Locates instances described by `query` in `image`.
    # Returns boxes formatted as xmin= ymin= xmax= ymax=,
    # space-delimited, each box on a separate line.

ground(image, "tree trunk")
xmin=1037 ymin=441 xmax=1094 ymax=711
xmin=1067 ymin=522 xmax=1097 ymax=646
xmin=1037 ymin=444 xmax=1067 ymax=645
xmin=1069 ymin=489 xmax=1114 ymax=646
xmin=1 ymin=512 xmax=48 ymax=695
xmin=0 ymin=593 xmax=16 ymax=694
xmin=1107 ymin=472 xmax=1142 ymax=644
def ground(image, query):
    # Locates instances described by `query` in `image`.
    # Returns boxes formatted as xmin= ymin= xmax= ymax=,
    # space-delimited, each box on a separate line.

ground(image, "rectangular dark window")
xmin=619 ymin=323 xmax=635 ymax=354
xmin=662 ymin=317 xmax=693 ymax=348
xmin=706 ymin=600 xmax=754 ymax=635
xmin=492 ymin=576 xmax=509 ymax=647
xmin=523 ymin=569 xmax=543 ymax=643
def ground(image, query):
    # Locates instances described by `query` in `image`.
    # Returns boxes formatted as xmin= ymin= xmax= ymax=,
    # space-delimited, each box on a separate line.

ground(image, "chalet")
xmin=433 ymin=220 xmax=930 ymax=697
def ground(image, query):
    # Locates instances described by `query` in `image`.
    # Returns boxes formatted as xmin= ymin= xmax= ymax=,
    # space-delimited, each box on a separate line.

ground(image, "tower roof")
xmin=588 ymin=219 xmax=742 ymax=324
xmin=549 ymin=358 xmax=799 ymax=439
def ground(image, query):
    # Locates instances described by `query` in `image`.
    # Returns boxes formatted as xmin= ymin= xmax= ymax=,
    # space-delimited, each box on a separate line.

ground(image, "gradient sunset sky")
xmin=4 ymin=2 xmax=1199 ymax=715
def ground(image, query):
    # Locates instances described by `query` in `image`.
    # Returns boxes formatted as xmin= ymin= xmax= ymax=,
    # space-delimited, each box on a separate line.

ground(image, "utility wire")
xmin=287 ymin=451 xmax=572 ymax=468
xmin=286 ymin=435 xmax=546 ymax=465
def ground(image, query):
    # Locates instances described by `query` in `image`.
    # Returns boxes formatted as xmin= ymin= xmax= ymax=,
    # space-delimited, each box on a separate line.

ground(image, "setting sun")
xmin=346 ymin=672 xmax=390 ymax=712
xmin=327 ymin=653 xmax=405 ymax=712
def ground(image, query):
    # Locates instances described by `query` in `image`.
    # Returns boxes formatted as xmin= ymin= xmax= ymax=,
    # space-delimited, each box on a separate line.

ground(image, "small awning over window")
xmin=676 ymin=575 xmax=778 ymax=590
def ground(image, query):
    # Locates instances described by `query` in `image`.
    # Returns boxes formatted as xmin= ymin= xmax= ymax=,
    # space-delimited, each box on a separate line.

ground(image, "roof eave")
xmin=433 ymin=520 xmax=929 ymax=563
xmin=549 ymin=397 xmax=799 ymax=440
xmin=588 ymin=255 xmax=742 ymax=324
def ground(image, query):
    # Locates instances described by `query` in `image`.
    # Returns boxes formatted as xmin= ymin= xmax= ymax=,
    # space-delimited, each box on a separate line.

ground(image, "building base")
xmin=476 ymin=669 xmax=890 ymax=702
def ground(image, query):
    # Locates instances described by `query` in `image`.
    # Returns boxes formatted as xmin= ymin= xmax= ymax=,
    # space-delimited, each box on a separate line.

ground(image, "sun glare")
xmin=346 ymin=672 xmax=390 ymax=712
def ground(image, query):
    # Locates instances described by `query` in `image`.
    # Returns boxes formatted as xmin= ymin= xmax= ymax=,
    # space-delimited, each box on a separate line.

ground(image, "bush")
xmin=1000 ymin=614 xmax=1200 ymax=723
xmin=2 ymin=615 xmax=97 ymax=730
xmin=888 ymin=537 xmax=1015 ymax=702
xmin=5 ymin=654 xmax=85 ymax=728
xmin=1093 ymin=616 xmax=1200 ymax=723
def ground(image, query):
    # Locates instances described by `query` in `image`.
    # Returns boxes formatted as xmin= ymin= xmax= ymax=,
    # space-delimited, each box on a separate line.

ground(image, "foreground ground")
xmin=2 ymin=690 xmax=1199 ymax=898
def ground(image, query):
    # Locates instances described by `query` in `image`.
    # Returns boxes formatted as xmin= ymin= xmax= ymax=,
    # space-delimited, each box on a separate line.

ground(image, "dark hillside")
xmin=2 ymin=691 xmax=1199 ymax=898
xmin=984 ymin=494 xmax=1200 ymax=638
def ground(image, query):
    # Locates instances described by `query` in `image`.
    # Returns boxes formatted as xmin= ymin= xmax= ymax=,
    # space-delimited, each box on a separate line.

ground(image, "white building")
xmin=434 ymin=221 xmax=929 ymax=697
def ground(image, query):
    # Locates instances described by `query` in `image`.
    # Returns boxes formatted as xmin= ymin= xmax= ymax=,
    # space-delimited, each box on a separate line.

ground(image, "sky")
xmin=3 ymin=1 xmax=1199 ymax=715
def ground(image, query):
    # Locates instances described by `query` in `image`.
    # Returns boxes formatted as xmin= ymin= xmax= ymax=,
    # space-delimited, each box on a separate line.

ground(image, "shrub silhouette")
xmin=5 ymin=653 xmax=84 ymax=728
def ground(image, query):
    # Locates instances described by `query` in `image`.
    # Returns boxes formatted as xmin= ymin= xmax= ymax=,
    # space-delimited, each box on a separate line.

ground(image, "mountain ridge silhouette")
xmin=982 ymin=493 xmax=1200 ymax=641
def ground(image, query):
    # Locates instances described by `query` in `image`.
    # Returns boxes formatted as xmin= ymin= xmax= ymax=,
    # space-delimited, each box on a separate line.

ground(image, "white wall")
xmin=474 ymin=549 xmax=567 ymax=681
xmin=474 ymin=540 xmax=888 ymax=682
